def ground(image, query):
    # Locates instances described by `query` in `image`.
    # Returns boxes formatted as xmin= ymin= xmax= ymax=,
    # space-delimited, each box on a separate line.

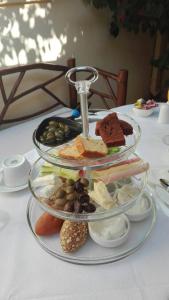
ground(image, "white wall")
xmin=0 ymin=0 xmax=155 ymax=118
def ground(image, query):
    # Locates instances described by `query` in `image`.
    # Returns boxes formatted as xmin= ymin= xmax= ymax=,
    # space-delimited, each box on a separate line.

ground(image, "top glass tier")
xmin=33 ymin=112 xmax=141 ymax=170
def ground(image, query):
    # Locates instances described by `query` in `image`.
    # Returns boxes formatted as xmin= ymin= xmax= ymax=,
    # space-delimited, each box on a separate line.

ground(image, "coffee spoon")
xmin=160 ymin=178 xmax=169 ymax=192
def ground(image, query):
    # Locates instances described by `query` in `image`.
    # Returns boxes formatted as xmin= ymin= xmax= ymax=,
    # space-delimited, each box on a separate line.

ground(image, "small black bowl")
xmin=35 ymin=116 xmax=82 ymax=147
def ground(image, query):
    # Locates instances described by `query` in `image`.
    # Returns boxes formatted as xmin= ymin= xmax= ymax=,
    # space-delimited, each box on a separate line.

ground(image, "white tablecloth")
xmin=1 ymin=105 xmax=169 ymax=300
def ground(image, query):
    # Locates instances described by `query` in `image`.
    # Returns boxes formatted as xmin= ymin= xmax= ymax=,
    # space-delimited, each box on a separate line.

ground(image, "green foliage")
xmin=151 ymin=49 xmax=169 ymax=70
xmin=84 ymin=0 xmax=169 ymax=38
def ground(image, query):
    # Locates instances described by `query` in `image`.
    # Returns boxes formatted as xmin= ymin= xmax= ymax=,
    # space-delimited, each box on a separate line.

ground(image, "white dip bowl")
xmin=88 ymin=214 xmax=130 ymax=248
xmin=126 ymin=192 xmax=152 ymax=222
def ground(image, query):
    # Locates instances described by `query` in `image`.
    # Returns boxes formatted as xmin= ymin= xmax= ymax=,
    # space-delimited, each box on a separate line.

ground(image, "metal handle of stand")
xmin=66 ymin=66 xmax=98 ymax=137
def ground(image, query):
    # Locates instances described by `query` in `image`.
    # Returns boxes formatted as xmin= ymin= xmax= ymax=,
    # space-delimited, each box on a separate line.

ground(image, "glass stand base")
xmin=27 ymin=192 xmax=157 ymax=265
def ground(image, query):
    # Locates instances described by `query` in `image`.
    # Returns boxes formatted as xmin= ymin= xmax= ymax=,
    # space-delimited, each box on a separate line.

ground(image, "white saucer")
xmin=0 ymin=180 xmax=28 ymax=193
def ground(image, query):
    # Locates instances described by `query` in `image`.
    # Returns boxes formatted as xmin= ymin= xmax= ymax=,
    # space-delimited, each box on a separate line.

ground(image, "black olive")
xmin=83 ymin=203 xmax=96 ymax=213
xmin=78 ymin=193 xmax=90 ymax=203
xmin=74 ymin=181 xmax=84 ymax=193
xmin=74 ymin=200 xmax=83 ymax=213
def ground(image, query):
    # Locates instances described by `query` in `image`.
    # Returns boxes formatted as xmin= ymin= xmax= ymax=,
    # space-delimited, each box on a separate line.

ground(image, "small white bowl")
xmin=126 ymin=193 xmax=152 ymax=222
xmin=132 ymin=107 xmax=154 ymax=117
xmin=88 ymin=214 xmax=130 ymax=248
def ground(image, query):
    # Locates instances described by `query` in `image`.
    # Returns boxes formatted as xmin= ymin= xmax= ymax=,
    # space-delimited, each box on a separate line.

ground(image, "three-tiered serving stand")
xmin=27 ymin=67 xmax=156 ymax=265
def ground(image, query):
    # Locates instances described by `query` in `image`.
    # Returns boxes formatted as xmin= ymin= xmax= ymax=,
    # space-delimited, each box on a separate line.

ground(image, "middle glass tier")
xmin=29 ymin=154 xmax=148 ymax=222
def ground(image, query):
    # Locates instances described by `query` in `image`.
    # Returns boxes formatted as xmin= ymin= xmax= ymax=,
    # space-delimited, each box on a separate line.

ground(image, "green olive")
xmin=66 ymin=179 xmax=75 ymax=186
xmin=46 ymin=132 xmax=55 ymax=141
xmin=64 ymin=125 xmax=70 ymax=137
xmin=65 ymin=186 xmax=74 ymax=194
xmin=54 ymin=198 xmax=67 ymax=206
xmin=49 ymin=120 xmax=56 ymax=126
xmin=66 ymin=193 xmax=76 ymax=201
xmin=40 ymin=136 xmax=45 ymax=142
xmin=80 ymin=178 xmax=89 ymax=187
xmin=54 ymin=188 xmax=66 ymax=198
xmin=58 ymin=122 xmax=65 ymax=129
xmin=43 ymin=131 xmax=48 ymax=138
xmin=48 ymin=126 xmax=56 ymax=133
xmin=54 ymin=131 xmax=64 ymax=141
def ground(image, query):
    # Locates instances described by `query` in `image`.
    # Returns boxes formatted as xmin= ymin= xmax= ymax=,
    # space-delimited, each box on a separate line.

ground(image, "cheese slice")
xmin=89 ymin=181 xmax=117 ymax=209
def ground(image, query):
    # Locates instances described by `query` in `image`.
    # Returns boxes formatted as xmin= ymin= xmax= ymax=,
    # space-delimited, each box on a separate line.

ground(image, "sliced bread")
xmin=75 ymin=136 xmax=108 ymax=158
xmin=58 ymin=144 xmax=82 ymax=159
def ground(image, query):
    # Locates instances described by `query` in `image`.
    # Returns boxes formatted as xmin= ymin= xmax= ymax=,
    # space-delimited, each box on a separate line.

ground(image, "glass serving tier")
xmin=27 ymin=189 xmax=156 ymax=265
xmin=32 ymin=113 xmax=141 ymax=170
xmin=28 ymin=154 xmax=148 ymax=222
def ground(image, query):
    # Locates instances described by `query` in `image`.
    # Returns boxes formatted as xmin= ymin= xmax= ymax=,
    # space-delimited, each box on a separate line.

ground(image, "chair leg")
xmin=67 ymin=58 xmax=77 ymax=108
xmin=117 ymin=70 xmax=128 ymax=106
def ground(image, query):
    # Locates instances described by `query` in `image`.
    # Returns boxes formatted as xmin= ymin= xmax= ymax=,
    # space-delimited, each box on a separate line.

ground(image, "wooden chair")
xmin=89 ymin=67 xmax=128 ymax=109
xmin=0 ymin=58 xmax=76 ymax=126
xmin=0 ymin=58 xmax=128 ymax=126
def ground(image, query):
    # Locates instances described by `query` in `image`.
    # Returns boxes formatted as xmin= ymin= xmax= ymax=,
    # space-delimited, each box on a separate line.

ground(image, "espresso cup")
xmin=2 ymin=155 xmax=31 ymax=187
xmin=158 ymin=103 xmax=169 ymax=124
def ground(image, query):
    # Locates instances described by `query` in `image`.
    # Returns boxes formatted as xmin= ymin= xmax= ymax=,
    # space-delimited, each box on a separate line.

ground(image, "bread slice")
xmin=59 ymin=144 xmax=82 ymax=159
xmin=98 ymin=113 xmax=125 ymax=146
xmin=119 ymin=120 xmax=133 ymax=136
xmin=75 ymin=136 xmax=108 ymax=158
xmin=96 ymin=118 xmax=133 ymax=137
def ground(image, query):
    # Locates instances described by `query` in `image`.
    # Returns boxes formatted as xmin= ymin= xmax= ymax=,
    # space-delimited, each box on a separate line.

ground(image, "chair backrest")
xmin=0 ymin=58 xmax=76 ymax=126
xmin=0 ymin=59 xmax=128 ymax=126
xmin=69 ymin=66 xmax=128 ymax=110
xmin=87 ymin=68 xmax=128 ymax=109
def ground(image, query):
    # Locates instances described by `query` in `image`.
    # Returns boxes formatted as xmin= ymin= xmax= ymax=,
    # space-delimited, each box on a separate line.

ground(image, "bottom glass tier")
xmin=27 ymin=189 xmax=157 ymax=265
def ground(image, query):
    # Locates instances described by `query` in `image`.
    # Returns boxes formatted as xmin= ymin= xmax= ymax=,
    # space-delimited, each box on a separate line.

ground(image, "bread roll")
xmin=60 ymin=221 xmax=88 ymax=252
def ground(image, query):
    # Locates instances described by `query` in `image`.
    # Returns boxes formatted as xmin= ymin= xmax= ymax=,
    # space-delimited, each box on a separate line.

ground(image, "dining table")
xmin=0 ymin=104 xmax=169 ymax=300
